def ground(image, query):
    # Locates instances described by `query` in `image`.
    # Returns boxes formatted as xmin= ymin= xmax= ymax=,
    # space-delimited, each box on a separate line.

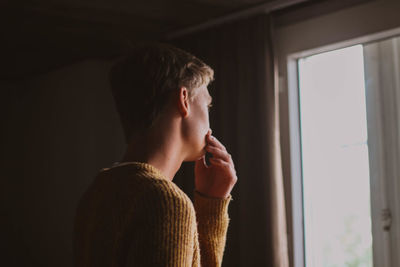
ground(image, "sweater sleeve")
xmin=125 ymin=183 xmax=197 ymax=267
xmin=193 ymin=190 xmax=232 ymax=267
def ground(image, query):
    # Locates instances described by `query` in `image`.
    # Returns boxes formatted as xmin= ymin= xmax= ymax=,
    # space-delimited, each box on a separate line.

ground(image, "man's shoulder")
xmin=99 ymin=163 xmax=193 ymax=208
xmin=143 ymin=178 xmax=194 ymax=209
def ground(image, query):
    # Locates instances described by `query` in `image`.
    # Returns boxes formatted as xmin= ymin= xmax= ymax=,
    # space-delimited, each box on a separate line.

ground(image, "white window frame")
xmin=286 ymin=26 xmax=400 ymax=267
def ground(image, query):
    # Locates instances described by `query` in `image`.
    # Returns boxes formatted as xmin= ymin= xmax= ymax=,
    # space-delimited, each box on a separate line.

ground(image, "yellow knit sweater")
xmin=73 ymin=162 xmax=232 ymax=267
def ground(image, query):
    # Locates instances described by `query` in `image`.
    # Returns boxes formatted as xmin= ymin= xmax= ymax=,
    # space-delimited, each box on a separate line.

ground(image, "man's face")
xmin=183 ymin=85 xmax=213 ymax=161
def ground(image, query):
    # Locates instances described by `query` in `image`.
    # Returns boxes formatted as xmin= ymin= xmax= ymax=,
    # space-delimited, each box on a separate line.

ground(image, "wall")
xmin=0 ymin=60 xmax=125 ymax=266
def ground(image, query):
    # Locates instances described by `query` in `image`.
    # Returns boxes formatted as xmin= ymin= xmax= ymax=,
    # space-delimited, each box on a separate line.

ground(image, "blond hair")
xmin=109 ymin=42 xmax=214 ymax=143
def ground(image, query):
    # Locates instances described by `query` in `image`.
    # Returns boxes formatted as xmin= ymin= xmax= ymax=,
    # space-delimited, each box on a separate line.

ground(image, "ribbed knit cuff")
xmin=193 ymin=190 xmax=232 ymax=220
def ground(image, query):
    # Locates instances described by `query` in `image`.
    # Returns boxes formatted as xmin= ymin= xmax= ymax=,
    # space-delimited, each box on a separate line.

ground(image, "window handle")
xmin=381 ymin=208 xmax=392 ymax=231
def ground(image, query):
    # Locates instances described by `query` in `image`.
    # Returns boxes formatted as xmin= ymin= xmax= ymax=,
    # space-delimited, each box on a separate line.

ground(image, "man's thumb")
xmin=195 ymin=155 xmax=208 ymax=171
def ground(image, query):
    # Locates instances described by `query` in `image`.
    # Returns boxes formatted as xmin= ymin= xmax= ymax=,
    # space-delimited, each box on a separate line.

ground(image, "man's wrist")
xmin=194 ymin=189 xmax=231 ymax=200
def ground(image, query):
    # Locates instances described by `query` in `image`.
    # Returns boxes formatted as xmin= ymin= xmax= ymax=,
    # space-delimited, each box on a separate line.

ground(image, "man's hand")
xmin=194 ymin=130 xmax=238 ymax=199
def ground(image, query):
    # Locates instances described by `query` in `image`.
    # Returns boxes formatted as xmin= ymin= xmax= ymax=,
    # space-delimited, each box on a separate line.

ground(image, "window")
xmin=298 ymin=45 xmax=373 ymax=267
xmin=286 ymin=30 xmax=400 ymax=267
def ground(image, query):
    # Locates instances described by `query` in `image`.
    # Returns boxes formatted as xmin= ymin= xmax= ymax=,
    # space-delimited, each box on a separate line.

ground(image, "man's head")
xmin=109 ymin=42 xmax=214 ymax=159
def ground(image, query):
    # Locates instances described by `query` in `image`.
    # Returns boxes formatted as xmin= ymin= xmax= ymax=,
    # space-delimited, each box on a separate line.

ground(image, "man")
xmin=73 ymin=43 xmax=238 ymax=266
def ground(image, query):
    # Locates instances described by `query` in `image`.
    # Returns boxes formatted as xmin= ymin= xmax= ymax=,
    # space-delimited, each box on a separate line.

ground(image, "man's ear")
xmin=177 ymin=86 xmax=190 ymax=118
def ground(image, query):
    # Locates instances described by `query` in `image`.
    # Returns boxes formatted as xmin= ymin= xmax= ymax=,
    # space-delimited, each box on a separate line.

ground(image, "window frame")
xmin=285 ymin=26 xmax=400 ymax=267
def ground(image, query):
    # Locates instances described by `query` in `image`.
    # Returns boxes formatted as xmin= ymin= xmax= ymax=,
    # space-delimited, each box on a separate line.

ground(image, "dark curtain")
xmin=169 ymin=14 xmax=289 ymax=267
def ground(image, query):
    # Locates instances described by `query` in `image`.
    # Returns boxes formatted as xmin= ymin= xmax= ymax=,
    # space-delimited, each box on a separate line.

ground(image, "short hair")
xmin=109 ymin=42 xmax=214 ymax=143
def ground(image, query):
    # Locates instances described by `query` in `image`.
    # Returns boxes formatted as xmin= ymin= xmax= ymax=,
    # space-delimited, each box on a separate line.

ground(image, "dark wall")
xmin=0 ymin=60 xmax=125 ymax=267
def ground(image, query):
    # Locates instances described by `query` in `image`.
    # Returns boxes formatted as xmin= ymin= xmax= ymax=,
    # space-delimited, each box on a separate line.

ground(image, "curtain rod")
xmin=164 ymin=0 xmax=310 ymax=40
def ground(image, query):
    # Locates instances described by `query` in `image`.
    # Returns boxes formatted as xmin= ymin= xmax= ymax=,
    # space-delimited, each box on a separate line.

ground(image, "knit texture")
xmin=73 ymin=162 xmax=232 ymax=267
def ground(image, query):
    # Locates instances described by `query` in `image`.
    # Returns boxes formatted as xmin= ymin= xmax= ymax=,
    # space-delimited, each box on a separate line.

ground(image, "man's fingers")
xmin=205 ymin=145 xmax=233 ymax=164
xmin=209 ymin=157 xmax=230 ymax=168
xmin=207 ymin=134 xmax=226 ymax=151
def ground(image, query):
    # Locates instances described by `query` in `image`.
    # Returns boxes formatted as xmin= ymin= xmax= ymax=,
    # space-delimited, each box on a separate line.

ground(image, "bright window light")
xmin=298 ymin=45 xmax=374 ymax=267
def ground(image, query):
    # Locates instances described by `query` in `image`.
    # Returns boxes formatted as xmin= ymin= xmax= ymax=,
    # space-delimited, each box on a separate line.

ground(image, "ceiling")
xmin=2 ymin=0 xmax=295 ymax=39
xmin=1 ymin=0 xmax=371 ymax=79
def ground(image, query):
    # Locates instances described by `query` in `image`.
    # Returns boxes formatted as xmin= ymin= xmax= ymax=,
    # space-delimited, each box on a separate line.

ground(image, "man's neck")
xmin=121 ymin=128 xmax=184 ymax=182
